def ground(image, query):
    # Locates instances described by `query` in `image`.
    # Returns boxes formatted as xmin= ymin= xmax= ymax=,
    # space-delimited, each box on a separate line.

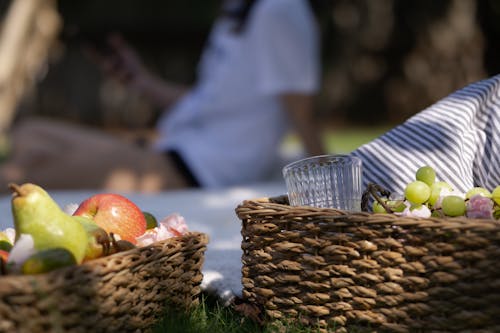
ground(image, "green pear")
xmin=9 ymin=183 xmax=88 ymax=264
xmin=493 ymin=186 xmax=500 ymax=205
xmin=22 ymin=247 xmax=77 ymax=274
xmin=73 ymin=215 xmax=111 ymax=261
xmin=0 ymin=231 xmax=12 ymax=252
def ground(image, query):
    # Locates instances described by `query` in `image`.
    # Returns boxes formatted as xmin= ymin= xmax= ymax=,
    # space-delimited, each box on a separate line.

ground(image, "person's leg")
xmin=0 ymin=117 xmax=192 ymax=192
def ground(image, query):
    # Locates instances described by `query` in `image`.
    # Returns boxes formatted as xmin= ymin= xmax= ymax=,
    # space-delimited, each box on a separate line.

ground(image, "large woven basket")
xmin=235 ymin=197 xmax=500 ymax=332
xmin=0 ymin=231 xmax=208 ymax=333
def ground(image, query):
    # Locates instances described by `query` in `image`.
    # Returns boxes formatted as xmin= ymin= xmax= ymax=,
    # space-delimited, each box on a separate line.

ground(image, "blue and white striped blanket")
xmin=351 ymin=74 xmax=500 ymax=194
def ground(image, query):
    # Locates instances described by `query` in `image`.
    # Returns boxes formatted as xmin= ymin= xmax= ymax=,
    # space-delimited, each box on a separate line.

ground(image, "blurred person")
xmin=0 ymin=0 xmax=328 ymax=192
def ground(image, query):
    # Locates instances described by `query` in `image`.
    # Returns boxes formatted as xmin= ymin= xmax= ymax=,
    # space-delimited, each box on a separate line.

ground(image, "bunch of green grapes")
xmin=372 ymin=165 xmax=500 ymax=219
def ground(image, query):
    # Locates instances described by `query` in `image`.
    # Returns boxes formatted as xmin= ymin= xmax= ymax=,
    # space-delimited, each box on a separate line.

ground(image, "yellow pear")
xmin=9 ymin=183 xmax=88 ymax=264
xmin=73 ymin=216 xmax=111 ymax=261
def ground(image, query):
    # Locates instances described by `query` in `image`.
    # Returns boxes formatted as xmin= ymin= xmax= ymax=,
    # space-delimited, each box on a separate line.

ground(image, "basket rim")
xmin=236 ymin=196 xmax=500 ymax=230
xmin=0 ymin=231 xmax=209 ymax=281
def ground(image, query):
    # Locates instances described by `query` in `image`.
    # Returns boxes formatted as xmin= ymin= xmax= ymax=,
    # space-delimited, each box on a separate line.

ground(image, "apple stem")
xmin=109 ymin=232 xmax=119 ymax=253
xmin=8 ymin=183 xmax=27 ymax=197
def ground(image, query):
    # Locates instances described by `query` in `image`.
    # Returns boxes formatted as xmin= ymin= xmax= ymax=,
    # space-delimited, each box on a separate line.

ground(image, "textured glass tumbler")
xmin=282 ymin=154 xmax=363 ymax=211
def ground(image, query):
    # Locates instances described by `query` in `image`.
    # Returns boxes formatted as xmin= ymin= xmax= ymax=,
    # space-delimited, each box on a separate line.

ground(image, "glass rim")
xmin=282 ymin=154 xmax=361 ymax=174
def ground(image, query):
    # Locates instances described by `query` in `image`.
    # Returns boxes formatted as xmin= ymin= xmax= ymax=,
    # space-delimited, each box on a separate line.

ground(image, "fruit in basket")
xmin=136 ymin=213 xmax=189 ymax=247
xmin=73 ymin=193 xmax=147 ymax=244
xmin=21 ymin=247 xmax=77 ymax=274
xmin=492 ymin=186 xmax=500 ymax=205
xmin=9 ymin=183 xmax=88 ymax=264
xmin=0 ymin=249 xmax=9 ymax=262
xmin=143 ymin=211 xmax=158 ymax=229
xmin=466 ymin=195 xmax=494 ymax=219
xmin=0 ymin=240 xmax=12 ymax=252
xmin=428 ymin=181 xmax=454 ymax=207
xmin=372 ymin=200 xmax=386 ymax=213
xmin=372 ymin=198 xmax=406 ymax=213
xmin=441 ymin=195 xmax=466 ymax=217
xmin=494 ymin=207 xmax=500 ymax=220
xmin=368 ymin=165 xmax=500 ymax=220
xmin=0 ymin=232 xmax=12 ymax=252
xmin=404 ymin=181 xmax=431 ymax=205
xmin=416 ymin=165 xmax=436 ymax=186
xmin=466 ymin=187 xmax=492 ymax=199
xmin=74 ymin=216 xmax=111 ymax=261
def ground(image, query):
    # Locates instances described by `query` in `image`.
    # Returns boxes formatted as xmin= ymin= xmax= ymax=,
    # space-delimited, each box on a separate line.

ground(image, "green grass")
xmin=322 ymin=126 xmax=390 ymax=153
xmin=153 ymin=294 xmax=335 ymax=333
xmin=153 ymin=293 xmax=376 ymax=333
xmin=153 ymin=294 xmax=260 ymax=333
xmin=281 ymin=126 xmax=390 ymax=156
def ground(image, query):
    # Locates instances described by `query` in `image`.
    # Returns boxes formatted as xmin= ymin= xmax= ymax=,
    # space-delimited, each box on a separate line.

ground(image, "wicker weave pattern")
xmin=0 ymin=231 xmax=208 ymax=333
xmin=236 ymin=198 xmax=500 ymax=332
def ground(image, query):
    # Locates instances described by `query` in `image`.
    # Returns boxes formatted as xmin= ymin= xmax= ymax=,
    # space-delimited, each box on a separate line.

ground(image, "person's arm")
xmin=131 ymin=70 xmax=188 ymax=110
xmin=281 ymin=93 xmax=326 ymax=156
xmin=88 ymin=34 xmax=189 ymax=110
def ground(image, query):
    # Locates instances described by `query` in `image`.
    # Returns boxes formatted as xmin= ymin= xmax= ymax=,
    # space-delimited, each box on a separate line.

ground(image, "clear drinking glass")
xmin=282 ymin=154 xmax=363 ymax=211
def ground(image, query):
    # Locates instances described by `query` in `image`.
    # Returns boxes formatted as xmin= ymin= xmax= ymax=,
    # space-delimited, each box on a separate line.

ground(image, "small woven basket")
xmin=235 ymin=197 xmax=500 ymax=332
xmin=0 ymin=231 xmax=208 ymax=333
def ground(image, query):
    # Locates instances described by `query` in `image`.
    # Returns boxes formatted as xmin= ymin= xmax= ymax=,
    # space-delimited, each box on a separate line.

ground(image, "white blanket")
xmin=0 ymin=182 xmax=286 ymax=303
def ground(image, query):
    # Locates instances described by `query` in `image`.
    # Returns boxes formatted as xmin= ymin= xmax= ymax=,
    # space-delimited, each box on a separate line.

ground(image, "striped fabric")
xmin=350 ymin=74 xmax=500 ymax=195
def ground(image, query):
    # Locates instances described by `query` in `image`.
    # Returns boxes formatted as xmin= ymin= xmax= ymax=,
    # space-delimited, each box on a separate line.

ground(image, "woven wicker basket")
xmin=235 ymin=197 xmax=500 ymax=333
xmin=0 ymin=231 xmax=208 ymax=333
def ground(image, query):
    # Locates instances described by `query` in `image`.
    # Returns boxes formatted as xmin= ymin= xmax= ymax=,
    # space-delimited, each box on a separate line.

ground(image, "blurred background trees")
xmin=2 ymin=0 xmax=500 ymax=132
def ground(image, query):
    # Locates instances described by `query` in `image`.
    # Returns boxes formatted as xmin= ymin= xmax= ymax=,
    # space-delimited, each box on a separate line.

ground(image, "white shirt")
xmin=154 ymin=0 xmax=320 ymax=187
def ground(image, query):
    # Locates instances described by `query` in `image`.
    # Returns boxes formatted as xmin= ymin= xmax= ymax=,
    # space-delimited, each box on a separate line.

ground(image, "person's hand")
xmin=85 ymin=33 xmax=155 ymax=96
xmin=85 ymin=33 xmax=189 ymax=109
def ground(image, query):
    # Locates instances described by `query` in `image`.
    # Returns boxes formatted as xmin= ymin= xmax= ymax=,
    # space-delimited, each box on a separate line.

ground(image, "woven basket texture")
xmin=235 ymin=197 xmax=500 ymax=333
xmin=0 ymin=231 xmax=208 ymax=333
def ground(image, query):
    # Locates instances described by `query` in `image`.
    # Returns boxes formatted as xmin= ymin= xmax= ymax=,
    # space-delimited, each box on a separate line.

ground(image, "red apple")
xmin=73 ymin=193 xmax=146 ymax=244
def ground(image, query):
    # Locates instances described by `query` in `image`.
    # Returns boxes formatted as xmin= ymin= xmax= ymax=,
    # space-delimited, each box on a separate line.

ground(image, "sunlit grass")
xmin=153 ymin=294 xmax=332 ymax=333
xmin=281 ymin=126 xmax=390 ymax=157
xmin=153 ymin=295 xmax=260 ymax=333
xmin=322 ymin=126 xmax=390 ymax=153
xmin=153 ymin=293 xmax=376 ymax=333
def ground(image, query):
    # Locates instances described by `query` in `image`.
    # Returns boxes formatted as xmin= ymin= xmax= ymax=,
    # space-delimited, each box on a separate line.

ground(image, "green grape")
xmin=492 ymin=186 xmax=500 ymax=205
xmin=372 ymin=199 xmax=406 ymax=213
xmin=416 ymin=165 xmax=436 ymax=186
xmin=405 ymin=181 xmax=431 ymax=205
xmin=465 ymin=187 xmax=492 ymax=199
xmin=431 ymin=210 xmax=444 ymax=218
xmin=388 ymin=200 xmax=407 ymax=213
xmin=372 ymin=200 xmax=387 ymax=213
xmin=428 ymin=181 xmax=453 ymax=207
xmin=494 ymin=206 xmax=500 ymax=219
xmin=441 ymin=195 xmax=466 ymax=217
